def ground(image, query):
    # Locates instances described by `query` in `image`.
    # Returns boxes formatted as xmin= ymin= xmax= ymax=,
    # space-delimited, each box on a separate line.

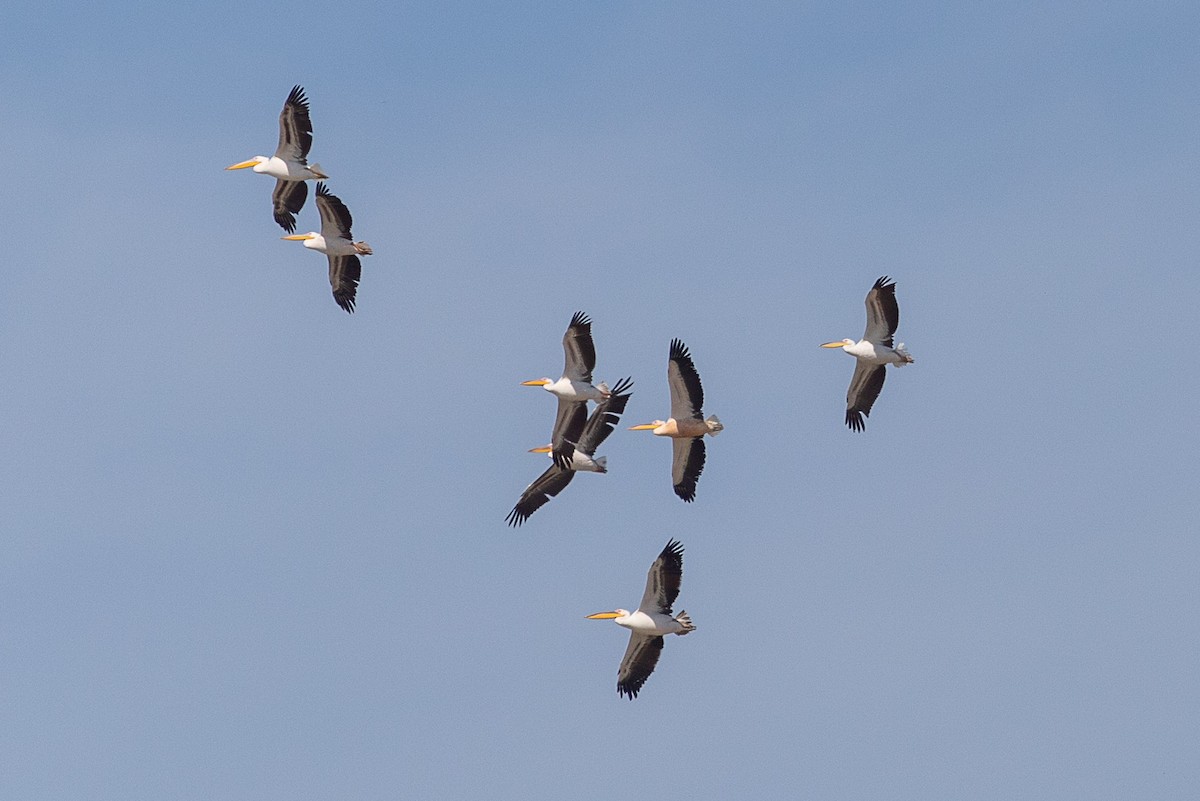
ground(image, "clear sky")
xmin=2 ymin=2 xmax=1198 ymax=799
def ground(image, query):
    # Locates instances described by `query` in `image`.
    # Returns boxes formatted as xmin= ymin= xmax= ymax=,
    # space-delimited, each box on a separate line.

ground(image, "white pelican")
xmin=821 ymin=276 xmax=914 ymax=431
xmin=505 ymin=377 xmax=633 ymax=527
xmin=281 ymin=182 xmax=373 ymax=313
xmin=587 ymin=539 xmax=695 ymax=699
xmin=522 ymin=311 xmax=611 ymax=403
xmin=226 ymin=85 xmax=329 ymax=233
xmin=629 ymin=339 xmax=722 ymax=502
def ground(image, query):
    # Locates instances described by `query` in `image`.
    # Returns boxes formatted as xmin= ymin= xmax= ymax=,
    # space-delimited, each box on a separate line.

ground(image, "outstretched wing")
xmin=671 ymin=437 xmax=705 ymax=502
xmin=275 ymin=85 xmax=314 ymax=164
xmin=271 ymin=179 xmax=307 ymax=233
xmin=667 ymin=338 xmax=704 ymax=421
xmin=329 ymin=255 xmax=362 ymax=313
xmin=504 ymin=465 xmax=575 ymax=527
xmin=574 ymin=376 xmax=633 ymax=456
xmin=616 ymin=633 xmax=664 ymax=699
xmin=845 ymin=362 xmax=886 ymax=432
xmin=637 ymin=539 xmax=685 ymax=614
xmin=562 ymin=311 xmax=596 ymax=383
xmin=315 ymin=182 xmax=354 ymax=240
xmin=549 ymin=399 xmax=588 ymax=470
xmin=862 ymin=276 xmax=899 ymax=347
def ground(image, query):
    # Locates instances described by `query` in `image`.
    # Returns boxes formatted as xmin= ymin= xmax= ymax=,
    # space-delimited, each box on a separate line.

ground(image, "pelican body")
xmin=228 ymin=155 xmax=325 ymax=182
xmin=630 ymin=339 xmax=722 ymax=502
xmin=505 ymin=377 xmax=633 ymax=527
xmin=523 ymin=377 xmax=609 ymax=402
xmin=547 ymin=448 xmax=606 ymax=472
xmin=226 ymin=85 xmax=328 ymax=233
xmin=821 ymin=276 xmax=914 ymax=431
xmin=281 ymin=182 xmax=372 ymax=313
xmin=587 ymin=539 xmax=695 ymax=699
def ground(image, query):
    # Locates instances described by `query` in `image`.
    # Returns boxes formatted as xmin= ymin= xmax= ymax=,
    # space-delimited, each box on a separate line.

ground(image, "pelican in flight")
xmin=587 ymin=539 xmax=695 ymax=699
xmin=226 ymin=85 xmax=329 ymax=233
xmin=630 ymin=339 xmax=722 ymax=502
xmin=281 ymin=183 xmax=373 ymax=313
xmin=522 ymin=311 xmax=611 ymax=402
xmin=505 ymin=377 xmax=633 ymax=527
xmin=821 ymin=276 xmax=914 ymax=431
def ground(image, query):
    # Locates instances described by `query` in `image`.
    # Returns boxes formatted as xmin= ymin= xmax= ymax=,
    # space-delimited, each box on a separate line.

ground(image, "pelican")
xmin=587 ymin=539 xmax=695 ymax=699
xmin=281 ymin=183 xmax=373 ymax=313
xmin=629 ymin=339 xmax=722 ymax=502
xmin=522 ymin=311 xmax=611 ymax=403
xmin=226 ymin=85 xmax=329 ymax=233
xmin=505 ymin=377 xmax=633 ymax=527
xmin=821 ymin=276 xmax=914 ymax=431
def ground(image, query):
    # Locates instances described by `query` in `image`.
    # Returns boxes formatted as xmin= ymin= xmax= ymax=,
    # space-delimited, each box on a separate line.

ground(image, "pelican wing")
xmin=561 ymin=311 xmax=596 ymax=383
xmin=638 ymin=538 xmax=685 ymax=614
xmin=550 ymin=399 xmax=588 ymax=469
xmin=667 ymin=338 xmax=704 ymax=421
xmin=616 ymin=633 xmax=664 ymax=699
xmin=504 ymin=464 xmax=574 ymax=527
xmin=845 ymin=362 xmax=886 ymax=432
xmin=862 ymin=276 xmax=899 ymax=347
xmin=274 ymin=85 xmax=314 ymax=164
xmin=574 ymin=377 xmax=633 ymax=457
xmin=671 ymin=437 xmax=705 ymax=502
xmin=329 ymin=255 xmax=361 ymax=314
xmin=271 ymin=179 xmax=307 ymax=234
xmin=315 ymin=182 xmax=354 ymax=241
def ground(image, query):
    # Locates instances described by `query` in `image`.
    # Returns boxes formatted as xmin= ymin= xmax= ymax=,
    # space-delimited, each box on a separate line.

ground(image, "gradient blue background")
xmin=3 ymin=3 xmax=1198 ymax=799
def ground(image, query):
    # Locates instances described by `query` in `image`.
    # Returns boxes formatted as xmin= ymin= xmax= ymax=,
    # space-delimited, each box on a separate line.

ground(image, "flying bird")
xmin=629 ymin=339 xmax=722 ymax=502
xmin=281 ymin=183 xmax=373 ymax=313
xmin=522 ymin=311 xmax=611 ymax=403
xmin=226 ymin=85 xmax=329 ymax=233
xmin=587 ymin=539 xmax=695 ymax=699
xmin=522 ymin=312 xmax=612 ymax=466
xmin=505 ymin=377 xmax=633 ymax=527
xmin=821 ymin=276 xmax=914 ymax=431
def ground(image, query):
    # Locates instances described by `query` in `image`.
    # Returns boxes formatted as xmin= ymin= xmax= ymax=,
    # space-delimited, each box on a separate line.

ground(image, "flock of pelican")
xmin=227 ymin=86 xmax=372 ymax=313
xmin=511 ymin=278 xmax=913 ymax=695
xmin=227 ymin=87 xmax=917 ymax=699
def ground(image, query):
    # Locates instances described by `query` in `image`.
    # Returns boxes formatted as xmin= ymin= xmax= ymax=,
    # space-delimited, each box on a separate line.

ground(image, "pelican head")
xmin=821 ymin=338 xmax=855 ymax=349
xmin=281 ymin=232 xmax=325 ymax=250
xmin=226 ymin=156 xmax=269 ymax=172
xmin=587 ymin=610 xmax=628 ymax=620
xmin=628 ymin=421 xmax=665 ymax=432
xmin=522 ymin=378 xmax=552 ymax=388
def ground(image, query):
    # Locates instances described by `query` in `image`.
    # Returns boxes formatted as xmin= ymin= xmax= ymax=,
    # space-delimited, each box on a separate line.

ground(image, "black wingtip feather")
xmin=872 ymin=275 xmax=894 ymax=291
xmin=286 ymin=85 xmax=309 ymax=108
xmin=669 ymin=338 xmax=691 ymax=362
xmin=673 ymin=437 xmax=705 ymax=502
xmin=845 ymin=410 xmax=867 ymax=431
xmin=607 ymin=376 xmax=634 ymax=398
xmin=272 ymin=179 xmax=307 ymax=233
xmin=569 ymin=310 xmax=592 ymax=330
xmin=551 ymin=443 xmax=575 ymax=471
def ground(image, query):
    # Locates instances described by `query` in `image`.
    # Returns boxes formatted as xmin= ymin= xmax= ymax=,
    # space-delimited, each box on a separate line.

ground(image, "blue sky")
xmin=2 ymin=2 xmax=1198 ymax=799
